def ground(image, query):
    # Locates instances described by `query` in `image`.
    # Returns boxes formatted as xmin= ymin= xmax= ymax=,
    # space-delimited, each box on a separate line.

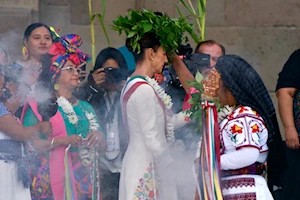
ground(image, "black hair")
xmin=37 ymin=54 xmax=54 ymax=94
xmin=126 ymin=32 xmax=160 ymax=63
xmin=195 ymin=39 xmax=226 ymax=55
xmin=94 ymin=47 xmax=128 ymax=72
xmin=23 ymin=23 xmax=54 ymax=42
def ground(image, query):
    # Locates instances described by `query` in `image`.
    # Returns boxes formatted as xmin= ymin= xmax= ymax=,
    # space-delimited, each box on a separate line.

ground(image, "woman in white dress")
xmin=119 ymin=28 xmax=190 ymax=200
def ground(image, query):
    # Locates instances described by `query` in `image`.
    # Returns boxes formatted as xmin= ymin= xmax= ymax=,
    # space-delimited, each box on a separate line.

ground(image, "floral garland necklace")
xmin=56 ymin=96 xmax=99 ymax=132
xmin=145 ymin=76 xmax=175 ymax=144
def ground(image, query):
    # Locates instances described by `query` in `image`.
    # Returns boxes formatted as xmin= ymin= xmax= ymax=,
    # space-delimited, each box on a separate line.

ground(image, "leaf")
xmin=176 ymin=5 xmax=184 ymax=18
xmin=127 ymin=31 xmax=136 ymax=38
xmin=143 ymin=23 xmax=153 ymax=33
xmin=188 ymin=81 xmax=203 ymax=92
xmin=179 ymin=0 xmax=194 ymax=15
xmin=197 ymin=0 xmax=203 ymax=17
xmin=96 ymin=13 xmax=111 ymax=46
xmin=188 ymin=98 xmax=195 ymax=104
xmin=102 ymin=0 xmax=106 ymax=17
xmin=91 ymin=14 xmax=96 ymax=21
xmin=195 ymin=71 xmax=203 ymax=83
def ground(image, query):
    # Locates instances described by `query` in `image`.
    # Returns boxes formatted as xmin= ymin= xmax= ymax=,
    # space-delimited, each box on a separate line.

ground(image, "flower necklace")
xmin=56 ymin=96 xmax=99 ymax=132
xmin=145 ymin=76 xmax=175 ymax=144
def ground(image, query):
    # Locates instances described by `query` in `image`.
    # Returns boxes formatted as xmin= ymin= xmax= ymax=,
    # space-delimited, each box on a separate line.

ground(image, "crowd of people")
xmin=0 ymin=10 xmax=298 ymax=200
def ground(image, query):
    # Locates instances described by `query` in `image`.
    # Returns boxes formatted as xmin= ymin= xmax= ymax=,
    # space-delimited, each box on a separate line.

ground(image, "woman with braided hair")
xmin=195 ymin=54 xmax=285 ymax=199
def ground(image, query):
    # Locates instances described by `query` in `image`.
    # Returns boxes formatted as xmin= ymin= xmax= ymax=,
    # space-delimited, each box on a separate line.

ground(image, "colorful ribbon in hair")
xmin=198 ymin=100 xmax=223 ymax=200
xmin=48 ymin=34 xmax=91 ymax=82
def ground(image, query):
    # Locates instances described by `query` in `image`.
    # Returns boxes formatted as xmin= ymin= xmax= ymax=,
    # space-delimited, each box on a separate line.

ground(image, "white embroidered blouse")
xmin=219 ymin=106 xmax=269 ymax=170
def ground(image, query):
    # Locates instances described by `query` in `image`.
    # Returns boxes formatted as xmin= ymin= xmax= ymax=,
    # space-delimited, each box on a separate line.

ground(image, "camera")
xmin=165 ymin=44 xmax=211 ymax=113
xmin=102 ymin=67 xmax=127 ymax=84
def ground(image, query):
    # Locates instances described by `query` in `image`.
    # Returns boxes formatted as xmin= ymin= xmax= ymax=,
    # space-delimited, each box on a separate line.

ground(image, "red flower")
xmin=238 ymin=106 xmax=249 ymax=114
xmin=230 ymin=124 xmax=243 ymax=134
xmin=251 ymin=124 xmax=260 ymax=133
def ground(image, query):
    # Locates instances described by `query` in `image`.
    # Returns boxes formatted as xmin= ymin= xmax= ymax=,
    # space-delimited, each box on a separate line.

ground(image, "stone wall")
xmin=1 ymin=0 xmax=299 ymax=136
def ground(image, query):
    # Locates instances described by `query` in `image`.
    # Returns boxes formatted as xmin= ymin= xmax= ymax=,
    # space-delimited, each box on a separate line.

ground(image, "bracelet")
xmin=51 ymin=138 xmax=55 ymax=149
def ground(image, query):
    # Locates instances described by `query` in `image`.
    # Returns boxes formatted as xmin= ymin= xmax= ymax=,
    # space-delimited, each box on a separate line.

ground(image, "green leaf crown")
xmin=112 ymin=9 xmax=194 ymax=53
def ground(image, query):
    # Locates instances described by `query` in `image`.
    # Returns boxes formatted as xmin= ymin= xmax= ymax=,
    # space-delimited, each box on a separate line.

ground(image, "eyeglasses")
xmin=61 ymin=66 xmax=82 ymax=74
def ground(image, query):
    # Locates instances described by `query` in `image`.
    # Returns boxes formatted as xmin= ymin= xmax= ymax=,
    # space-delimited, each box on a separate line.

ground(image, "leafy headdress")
xmin=112 ymin=9 xmax=195 ymax=54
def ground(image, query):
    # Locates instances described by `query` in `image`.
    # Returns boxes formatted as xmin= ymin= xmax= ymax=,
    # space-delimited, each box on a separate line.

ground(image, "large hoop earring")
xmin=54 ymin=84 xmax=59 ymax=91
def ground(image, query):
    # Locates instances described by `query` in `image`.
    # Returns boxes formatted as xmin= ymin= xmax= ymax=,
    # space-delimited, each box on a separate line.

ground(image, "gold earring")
xmin=54 ymin=84 xmax=59 ymax=91
xmin=22 ymin=46 xmax=28 ymax=60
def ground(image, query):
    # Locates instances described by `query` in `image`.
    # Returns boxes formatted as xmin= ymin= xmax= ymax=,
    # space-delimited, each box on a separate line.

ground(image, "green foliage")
xmin=176 ymin=0 xmax=207 ymax=43
xmin=187 ymin=71 xmax=204 ymax=133
xmin=91 ymin=13 xmax=110 ymax=47
xmin=111 ymin=9 xmax=194 ymax=54
xmin=91 ymin=0 xmax=110 ymax=47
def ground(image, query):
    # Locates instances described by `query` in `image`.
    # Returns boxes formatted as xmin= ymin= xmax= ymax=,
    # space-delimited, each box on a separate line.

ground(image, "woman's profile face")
xmin=152 ymin=47 xmax=168 ymax=74
xmin=217 ymin=79 xmax=231 ymax=107
xmin=24 ymin=26 xmax=53 ymax=59
xmin=56 ymin=60 xmax=80 ymax=90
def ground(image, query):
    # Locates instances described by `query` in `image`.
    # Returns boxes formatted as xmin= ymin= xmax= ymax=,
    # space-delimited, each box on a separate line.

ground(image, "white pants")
xmin=0 ymin=160 xmax=31 ymax=200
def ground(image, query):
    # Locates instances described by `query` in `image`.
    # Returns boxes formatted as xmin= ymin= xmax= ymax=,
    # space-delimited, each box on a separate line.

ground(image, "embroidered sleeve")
xmin=226 ymin=116 xmax=265 ymax=150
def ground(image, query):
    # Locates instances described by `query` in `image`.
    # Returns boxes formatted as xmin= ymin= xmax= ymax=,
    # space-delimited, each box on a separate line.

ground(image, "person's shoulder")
xmin=286 ymin=48 xmax=300 ymax=63
xmin=229 ymin=105 xmax=262 ymax=119
xmin=135 ymin=82 xmax=154 ymax=91
xmin=127 ymin=82 xmax=154 ymax=99
xmin=292 ymin=48 xmax=300 ymax=55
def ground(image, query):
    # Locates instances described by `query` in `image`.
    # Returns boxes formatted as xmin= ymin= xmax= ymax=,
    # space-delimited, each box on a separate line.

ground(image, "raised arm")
xmin=169 ymin=55 xmax=195 ymax=94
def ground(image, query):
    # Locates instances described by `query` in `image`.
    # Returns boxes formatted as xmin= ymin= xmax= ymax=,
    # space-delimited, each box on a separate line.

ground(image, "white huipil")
xmin=119 ymin=77 xmax=187 ymax=200
xmin=219 ymin=106 xmax=273 ymax=199
xmin=193 ymin=106 xmax=274 ymax=200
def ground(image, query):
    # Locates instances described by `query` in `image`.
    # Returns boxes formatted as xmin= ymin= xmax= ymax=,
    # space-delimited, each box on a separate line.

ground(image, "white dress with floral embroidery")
xmin=219 ymin=106 xmax=273 ymax=200
xmin=119 ymin=77 xmax=188 ymax=200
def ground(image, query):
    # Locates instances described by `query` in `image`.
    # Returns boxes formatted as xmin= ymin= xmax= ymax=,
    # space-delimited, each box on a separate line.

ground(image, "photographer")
xmin=75 ymin=47 xmax=128 ymax=200
xmin=195 ymin=39 xmax=225 ymax=67
xmin=167 ymin=44 xmax=212 ymax=112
